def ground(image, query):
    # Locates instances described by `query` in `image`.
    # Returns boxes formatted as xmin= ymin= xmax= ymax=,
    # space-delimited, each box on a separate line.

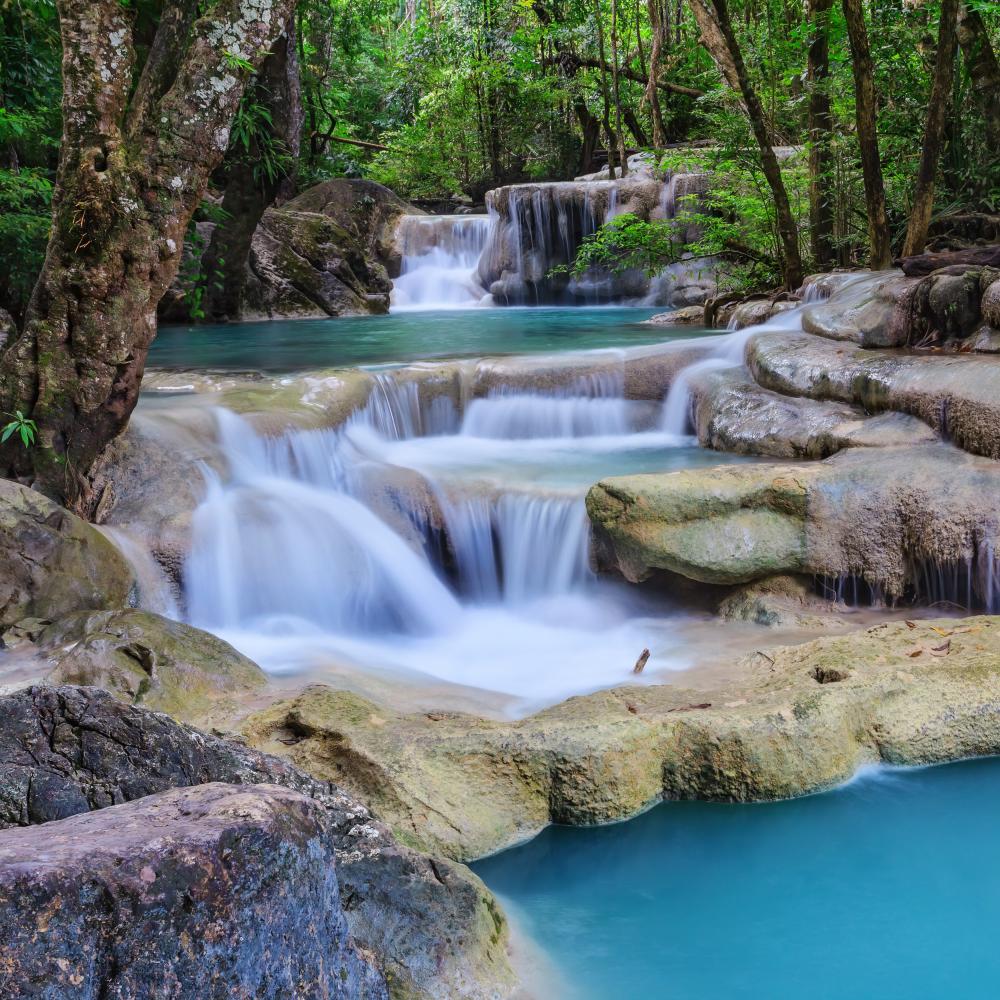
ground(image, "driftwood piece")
xmin=633 ymin=648 xmax=651 ymax=674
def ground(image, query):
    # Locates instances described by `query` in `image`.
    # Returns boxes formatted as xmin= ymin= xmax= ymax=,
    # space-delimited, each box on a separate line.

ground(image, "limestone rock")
xmin=586 ymin=444 xmax=1000 ymax=598
xmin=643 ymin=305 xmax=706 ymax=326
xmin=0 ymin=686 xmax=515 ymax=999
xmin=690 ymin=368 xmax=936 ymax=459
xmin=747 ymin=329 xmax=1000 ymax=460
xmin=0 ymin=782 xmax=387 ymax=999
xmin=38 ymin=610 xmax=267 ymax=722
xmin=716 ymin=574 xmax=845 ymax=627
xmin=0 ymin=479 xmax=132 ymax=629
xmin=241 ymin=617 xmax=1000 ymax=860
xmin=284 ymin=177 xmax=421 ymax=275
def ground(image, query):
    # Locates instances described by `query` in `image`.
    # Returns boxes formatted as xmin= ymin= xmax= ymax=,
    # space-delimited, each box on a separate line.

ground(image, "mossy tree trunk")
xmin=200 ymin=19 xmax=303 ymax=322
xmin=0 ymin=0 xmax=295 ymax=509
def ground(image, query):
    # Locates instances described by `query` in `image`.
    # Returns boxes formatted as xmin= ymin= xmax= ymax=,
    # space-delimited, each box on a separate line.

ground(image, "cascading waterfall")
xmin=181 ymin=360 xmax=688 ymax=707
xmin=391 ymin=214 xmax=493 ymax=309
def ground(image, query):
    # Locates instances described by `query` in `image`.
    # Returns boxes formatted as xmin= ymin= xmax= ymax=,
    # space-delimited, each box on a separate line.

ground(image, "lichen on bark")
xmin=0 ymin=0 xmax=296 ymax=510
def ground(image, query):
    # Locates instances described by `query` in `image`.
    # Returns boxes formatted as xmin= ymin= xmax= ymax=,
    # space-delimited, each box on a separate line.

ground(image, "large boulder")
xmin=0 ymin=783 xmax=387 ymax=999
xmin=0 ymin=480 xmax=132 ymax=628
xmin=284 ymin=178 xmax=421 ymax=275
xmin=243 ymin=206 xmax=393 ymax=319
xmin=0 ymin=686 xmax=516 ymax=1000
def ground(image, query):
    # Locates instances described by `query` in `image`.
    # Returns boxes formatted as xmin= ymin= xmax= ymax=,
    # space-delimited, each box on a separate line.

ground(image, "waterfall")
xmin=460 ymin=391 xmax=633 ymax=439
xmin=391 ymin=215 xmax=493 ymax=310
xmin=100 ymin=526 xmax=181 ymax=619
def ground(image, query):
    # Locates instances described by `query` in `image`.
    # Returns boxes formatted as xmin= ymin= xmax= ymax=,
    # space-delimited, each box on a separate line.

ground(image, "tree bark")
xmin=0 ymin=0 xmax=295 ymax=506
xmin=593 ymin=0 xmax=619 ymax=177
xmin=644 ymin=0 xmax=669 ymax=146
xmin=706 ymin=0 xmax=804 ymax=288
xmin=956 ymin=3 xmax=1000 ymax=152
xmin=200 ymin=19 xmax=303 ymax=321
xmin=842 ymin=0 xmax=892 ymax=269
xmin=806 ymin=0 xmax=835 ymax=267
xmin=901 ymin=0 xmax=959 ymax=257
xmin=686 ymin=0 xmax=742 ymax=92
xmin=610 ymin=0 xmax=630 ymax=174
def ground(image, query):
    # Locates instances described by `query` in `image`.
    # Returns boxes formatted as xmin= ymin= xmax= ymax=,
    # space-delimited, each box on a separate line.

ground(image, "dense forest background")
xmin=1 ymin=0 xmax=998 ymax=319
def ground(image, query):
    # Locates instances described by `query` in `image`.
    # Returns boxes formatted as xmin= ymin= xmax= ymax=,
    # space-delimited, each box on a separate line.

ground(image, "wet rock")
xmin=244 ymin=206 xmax=392 ymax=319
xmin=241 ymin=615 xmax=1000 ymax=858
xmin=747 ymin=329 xmax=1000 ymax=460
xmin=37 ymin=610 xmax=267 ymax=722
xmin=0 ymin=782 xmax=387 ymax=999
xmin=727 ymin=298 xmax=799 ymax=330
xmin=690 ymin=368 xmax=936 ymax=459
xmin=0 ymin=686 xmax=515 ymax=999
xmin=716 ymin=574 xmax=845 ymax=627
xmin=587 ymin=443 xmax=1000 ymax=599
xmin=643 ymin=305 xmax=706 ymax=326
xmin=0 ymin=480 xmax=132 ymax=629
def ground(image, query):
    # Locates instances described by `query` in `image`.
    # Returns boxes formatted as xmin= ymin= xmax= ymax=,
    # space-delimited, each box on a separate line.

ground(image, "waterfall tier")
xmin=388 ymin=172 xmax=718 ymax=311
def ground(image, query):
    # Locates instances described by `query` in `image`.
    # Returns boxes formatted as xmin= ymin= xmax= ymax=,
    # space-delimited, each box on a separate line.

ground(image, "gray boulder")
xmin=0 ymin=686 xmax=515 ymax=1000
xmin=0 ymin=781 xmax=386 ymax=999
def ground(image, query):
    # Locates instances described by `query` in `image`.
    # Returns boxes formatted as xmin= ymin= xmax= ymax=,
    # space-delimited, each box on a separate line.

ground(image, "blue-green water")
xmin=152 ymin=308 xmax=712 ymax=372
xmin=473 ymin=758 xmax=1000 ymax=999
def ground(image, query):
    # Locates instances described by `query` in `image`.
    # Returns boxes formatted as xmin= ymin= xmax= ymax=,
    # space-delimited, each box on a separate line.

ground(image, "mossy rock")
xmin=39 ymin=610 xmax=267 ymax=722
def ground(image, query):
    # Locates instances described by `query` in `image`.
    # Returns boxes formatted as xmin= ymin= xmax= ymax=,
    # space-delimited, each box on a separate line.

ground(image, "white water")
xmin=100 ymin=526 xmax=181 ymax=619
xmin=181 ymin=365 xmax=702 ymax=711
xmin=391 ymin=215 xmax=493 ymax=310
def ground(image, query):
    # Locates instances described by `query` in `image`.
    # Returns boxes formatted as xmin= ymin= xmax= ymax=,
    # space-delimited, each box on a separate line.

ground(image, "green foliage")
xmin=0 ymin=166 xmax=52 ymax=312
xmin=2 ymin=411 xmax=37 ymax=449
xmin=555 ymin=213 xmax=681 ymax=278
xmin=230 ymin=96 xmax=294 ymax=187
xmin=176 ymin=201 xmax=230 ymax=321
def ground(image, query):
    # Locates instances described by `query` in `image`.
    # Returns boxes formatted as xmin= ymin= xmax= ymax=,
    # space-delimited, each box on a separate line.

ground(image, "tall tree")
xmin=956 ymin=3 xmax=1000 ymax=152
xmin=842 ymin=0 xmax=892 ymax=269
xmin=644 ymin=0 xmax=669 ymax=147
xmin=703 ymin=0 xmax=804 ymax=288
xmin=901 ymin=0 xmax=959 ymax=257
xmin=806 ymin=0 xmax=835 ymax=267
xmin=0 ymin=0 xmax=295 ymax=507
xmin=609 ymin=0 xmax=630 ymax=174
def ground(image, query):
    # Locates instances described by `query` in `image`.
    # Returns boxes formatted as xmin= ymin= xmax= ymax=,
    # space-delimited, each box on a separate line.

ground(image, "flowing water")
xmin=473 ymin=757 xmax=1000 ymax=999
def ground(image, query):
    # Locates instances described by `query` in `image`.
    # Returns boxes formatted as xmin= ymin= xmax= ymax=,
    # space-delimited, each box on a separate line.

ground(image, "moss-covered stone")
xmin=0 ymin=480 xmax=132 ymax=628
xmin=38 ymin=610 xmax=267 ymax=723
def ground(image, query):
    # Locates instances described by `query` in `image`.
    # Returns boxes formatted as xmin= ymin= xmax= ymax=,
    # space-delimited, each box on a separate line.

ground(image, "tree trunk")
xmin=956 ymin=3 xmax=1000 ymax=152
xmin=687 ymin=0 xmax=742 ymax=93
xmin=842 ymin=0 xmax=892 ymax=269
xmin=806 ymin=0 xmax=835 ymax=267
xmin=200 ymin=20 xmax=303 ymax=322
xmin=610 ymin=0 xmax=629 ymax=174
xmin=706 ymin=0 xmax=804 ymax=288
xmin=0 ymin=0 xmax=295 ymax=507
xmin=644 ymin=0 xmax=669 ymax=147
xmin=901 ymin=0 xmax=959 ymax=257
xmin=594 ymin=0 xmax=619 ymax=177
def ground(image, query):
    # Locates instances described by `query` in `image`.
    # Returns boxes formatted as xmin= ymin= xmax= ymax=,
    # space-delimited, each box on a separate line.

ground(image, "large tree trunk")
xmin=706 ymin=0 xmax=804 ymax=288
xmin=842 ymin=0 xmax=892 ymax=269
xmin=901 ymin=0 xmax=959 ymax=257
xmin=593 ymin=0 xmax=619 ymax=177
xmin=200 ymin=20 xmax=303 ymax=322
xmin=687 ymin=0 xmax=742 ymax=93
xmin=0 ymin=0 xmax=295 ymax=507
xmin=956 ymin=3 xmax=1000 ymax=153
xmin=806 ymin=0 xmax=835 ymax=267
